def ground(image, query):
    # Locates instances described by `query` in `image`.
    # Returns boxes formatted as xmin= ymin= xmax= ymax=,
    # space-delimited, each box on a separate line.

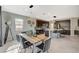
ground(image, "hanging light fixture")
xmin=29 ymin=5 xmax=34 ymax=8
xmin=53 ymin=16 xmax=56 ymax=18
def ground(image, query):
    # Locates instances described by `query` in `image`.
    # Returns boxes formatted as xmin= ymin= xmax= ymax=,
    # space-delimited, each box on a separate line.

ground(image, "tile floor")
xmin=0 ymin=35 xmax=79 ymax=53
xmin=49 ymin=35 xmax=79 ymax=53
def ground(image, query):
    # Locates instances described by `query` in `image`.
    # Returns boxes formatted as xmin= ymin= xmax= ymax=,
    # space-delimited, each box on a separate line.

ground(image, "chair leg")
xmin=20 ymin=48 xmax=23 ymax=53
xmin=47 ymin=50 xmax=48 ymax=53
xmin=18 ymin=46 xmax=22 ymax=53
xmin=17 ymin=46 xmax=20 ymax=53
xmin=24 ymin=49 xmax=26 ymax=53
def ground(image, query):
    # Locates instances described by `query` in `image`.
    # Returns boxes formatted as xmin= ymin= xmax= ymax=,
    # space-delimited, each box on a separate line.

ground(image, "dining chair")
xmin=16 ymin=35 xmax=33 ymax=53
xmin=45 ymin=30 xmax=49 ymax=37
xmin=36 ymin=38 xmax=51 ymax=53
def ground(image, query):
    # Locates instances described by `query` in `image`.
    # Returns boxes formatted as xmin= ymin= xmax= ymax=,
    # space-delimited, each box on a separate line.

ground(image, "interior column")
xmin=70 ymin=18 xmax=78 ymax=36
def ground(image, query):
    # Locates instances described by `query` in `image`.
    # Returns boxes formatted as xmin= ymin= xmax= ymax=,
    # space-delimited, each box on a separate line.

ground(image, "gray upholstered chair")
xmin=16 ymin=35 xmax=33 ymax=53
xmin=36 ymin=38 xmax=51 ymax=53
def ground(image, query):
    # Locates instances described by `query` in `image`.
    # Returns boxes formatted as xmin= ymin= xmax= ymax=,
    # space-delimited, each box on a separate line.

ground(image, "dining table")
xmin=19 ymin=33 xmax=49 ymax=53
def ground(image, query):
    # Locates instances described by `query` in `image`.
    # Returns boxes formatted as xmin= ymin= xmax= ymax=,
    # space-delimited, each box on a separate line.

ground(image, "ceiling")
xmin=2 ymin=5 xmax=79 ymax=21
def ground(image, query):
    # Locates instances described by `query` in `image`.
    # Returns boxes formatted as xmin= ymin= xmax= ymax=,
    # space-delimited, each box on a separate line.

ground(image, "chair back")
xmin=43 ymin=38 xmax=51 ymax=52
xmin=16 ymin=35 xmax=26 ymax=48
xmin=45 ymin=30 xmax=49 ymax=37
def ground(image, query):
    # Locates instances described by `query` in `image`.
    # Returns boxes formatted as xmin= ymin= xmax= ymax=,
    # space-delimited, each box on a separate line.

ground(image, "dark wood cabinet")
xmin=36 ymin=29 xmax=44 ymax=34
xmin=36 ymin=19 xmax=49 ymax=28
xmin=53 ymin=30 xmax=70 ymax=35
xmin=74 ymin=30 xmax=79 ymax=35
xmin=60 ymin=30 xmax=70 ymax=35
xmin=36 ymin=19 xmax=49 ymax=35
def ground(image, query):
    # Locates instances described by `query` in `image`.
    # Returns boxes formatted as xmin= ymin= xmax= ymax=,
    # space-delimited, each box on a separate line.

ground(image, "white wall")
xmin=57 ymin=20 xmax=70 ymax=30
xmin=2 ymin=11 xmax=36 ymax=45
xmin=2 ymin=12 xmax=18 ymax=43
xmin=2 ymin=11 xmax=13 ymax=43
xmin=23 ymin=17 xmax=36 ymax=33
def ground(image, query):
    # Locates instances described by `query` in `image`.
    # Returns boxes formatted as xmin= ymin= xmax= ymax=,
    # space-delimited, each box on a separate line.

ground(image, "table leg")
xmin=32 ymin=44 xmax=35 ymax=53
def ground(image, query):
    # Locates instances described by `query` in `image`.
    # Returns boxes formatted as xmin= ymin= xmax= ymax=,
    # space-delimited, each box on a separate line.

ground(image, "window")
xmin=15 ymin=19 xmax=23 ymax=33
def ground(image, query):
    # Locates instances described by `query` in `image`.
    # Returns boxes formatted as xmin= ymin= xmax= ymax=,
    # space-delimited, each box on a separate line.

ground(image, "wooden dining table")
xmin=31 ymin=34 xmax=48 ymax=43
xmin=19 ymin=33 xmax=49 ymax=52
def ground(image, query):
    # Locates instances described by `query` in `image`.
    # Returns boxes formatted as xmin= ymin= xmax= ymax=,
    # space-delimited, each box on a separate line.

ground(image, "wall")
xmin=55 ymin=20 xmax=70 ymax=30
xmin=2 ymin=11 xmax=36 ymax=45
xmin=2 ymin=11 xmax=24 ymax=43
xmin=36 ymin=19 xmax=49 ymax=28
xmin=23 ymin=17 xmax=36 ymax=34
xmin=50 ymin=19 xmax=79 ymax=36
